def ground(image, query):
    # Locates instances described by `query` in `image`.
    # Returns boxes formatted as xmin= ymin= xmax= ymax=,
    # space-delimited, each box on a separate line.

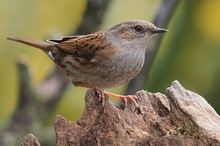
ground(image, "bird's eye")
xmin=134 ymin=25 xmax=143 ymax=33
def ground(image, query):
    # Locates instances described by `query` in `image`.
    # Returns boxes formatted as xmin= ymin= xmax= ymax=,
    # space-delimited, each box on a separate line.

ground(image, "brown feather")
xmin=47 ymin=32 xmax=115 ymax=62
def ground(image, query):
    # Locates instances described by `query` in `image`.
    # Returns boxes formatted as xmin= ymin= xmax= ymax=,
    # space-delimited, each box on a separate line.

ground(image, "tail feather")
xmin=7 ymin=36 xmax=52 ymax=52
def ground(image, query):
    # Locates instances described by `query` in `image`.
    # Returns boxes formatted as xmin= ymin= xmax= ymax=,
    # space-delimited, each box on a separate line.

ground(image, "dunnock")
xmin=7 ymin=19 xmax=167 ymax=108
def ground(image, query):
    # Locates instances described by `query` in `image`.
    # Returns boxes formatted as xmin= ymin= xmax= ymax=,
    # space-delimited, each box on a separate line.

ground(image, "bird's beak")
xmin=151 ymin=27 xmax=168 ymax=34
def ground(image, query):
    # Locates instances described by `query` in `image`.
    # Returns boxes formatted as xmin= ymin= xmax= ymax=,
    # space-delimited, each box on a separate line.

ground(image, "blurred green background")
xmin=1 ymin=0 xmax=220 ymax=141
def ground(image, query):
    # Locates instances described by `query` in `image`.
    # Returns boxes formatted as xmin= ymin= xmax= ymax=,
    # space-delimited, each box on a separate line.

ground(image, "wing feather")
xmin=47 ymin=32 xmax=115 ymax=63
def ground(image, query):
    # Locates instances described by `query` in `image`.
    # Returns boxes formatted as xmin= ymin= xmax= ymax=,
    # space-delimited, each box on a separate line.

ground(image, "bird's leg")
xmin=73 ymin=82 xmax=106 ymax=105
xmin=74 ymin=82 xmax=139 ymax=108
xmin=94 ymin=87 xmax=106 ymax=106
xmin=103 ymin=91 xmax=139 ymax=108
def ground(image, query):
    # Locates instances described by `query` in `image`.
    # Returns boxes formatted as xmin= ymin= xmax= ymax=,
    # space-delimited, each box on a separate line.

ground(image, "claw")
xmin=74 ymin=83 xmax=139 ymax=108
xmin=120 ymin=95 xmax=139 ymax=108
xmin=121 ymin=96 xmax=128 ymax=107
xmin=103 ymin=91 xmax=139 ymax=108
xmin=94 ymin=87 xmax=106 ymax=106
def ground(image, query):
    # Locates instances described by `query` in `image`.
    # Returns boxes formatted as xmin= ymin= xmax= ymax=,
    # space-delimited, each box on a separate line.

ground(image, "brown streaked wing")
xmin=47 ymin=36 xmax=79 ymax=54
xmin=47 ymin=34 xmax=105 ymax=61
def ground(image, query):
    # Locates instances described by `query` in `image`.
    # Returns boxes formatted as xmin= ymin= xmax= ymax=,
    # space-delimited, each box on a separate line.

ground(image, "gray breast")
xmin=95 ymin=49 xmax=145 ymax=89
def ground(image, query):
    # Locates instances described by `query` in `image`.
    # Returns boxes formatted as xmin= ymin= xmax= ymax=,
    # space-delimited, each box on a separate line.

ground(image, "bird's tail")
xmin=7 ymin=36 xmax=52 ymax=52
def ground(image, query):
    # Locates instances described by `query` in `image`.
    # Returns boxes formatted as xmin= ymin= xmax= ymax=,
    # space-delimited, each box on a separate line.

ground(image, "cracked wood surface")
xmin=19 ymin=81 xmax=220 ymax=145
xmin=49 ymin=81 xmax=219 ymax=146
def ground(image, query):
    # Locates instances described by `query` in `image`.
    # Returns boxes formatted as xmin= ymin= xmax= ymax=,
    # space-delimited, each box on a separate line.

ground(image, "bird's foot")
xmin=103 ymin=91 xmax=139 ymax=108
xmin=119 ymin=95 xmax=138 ymax=108
xmin=74 ymin=82 xmax=139 ymax=108
xmin=94 ymin=87 xmax=106 ymax=106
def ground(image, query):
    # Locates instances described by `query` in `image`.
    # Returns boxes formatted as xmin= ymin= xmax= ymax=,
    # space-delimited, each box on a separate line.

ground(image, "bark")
xmin=21 ymin=81 xmax=220 ymax=146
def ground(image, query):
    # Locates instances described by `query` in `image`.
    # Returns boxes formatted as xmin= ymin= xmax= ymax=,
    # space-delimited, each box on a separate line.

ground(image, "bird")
xmin=7 ymin=19 xmax=168 ymax=108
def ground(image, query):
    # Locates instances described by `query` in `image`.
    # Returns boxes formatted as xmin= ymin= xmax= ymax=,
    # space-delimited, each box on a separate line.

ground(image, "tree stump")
xmin=20 ymin=81 xmax=220 ymax=146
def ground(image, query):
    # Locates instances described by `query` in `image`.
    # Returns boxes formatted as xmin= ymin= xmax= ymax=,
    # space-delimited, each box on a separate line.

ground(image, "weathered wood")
xmin=51 ymin=80 xmax=220 ymax=146
xmin=20 ymin=134 xmax=40 ymax=146
xmin=18 ymin=80 xmax=220 ymax=145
